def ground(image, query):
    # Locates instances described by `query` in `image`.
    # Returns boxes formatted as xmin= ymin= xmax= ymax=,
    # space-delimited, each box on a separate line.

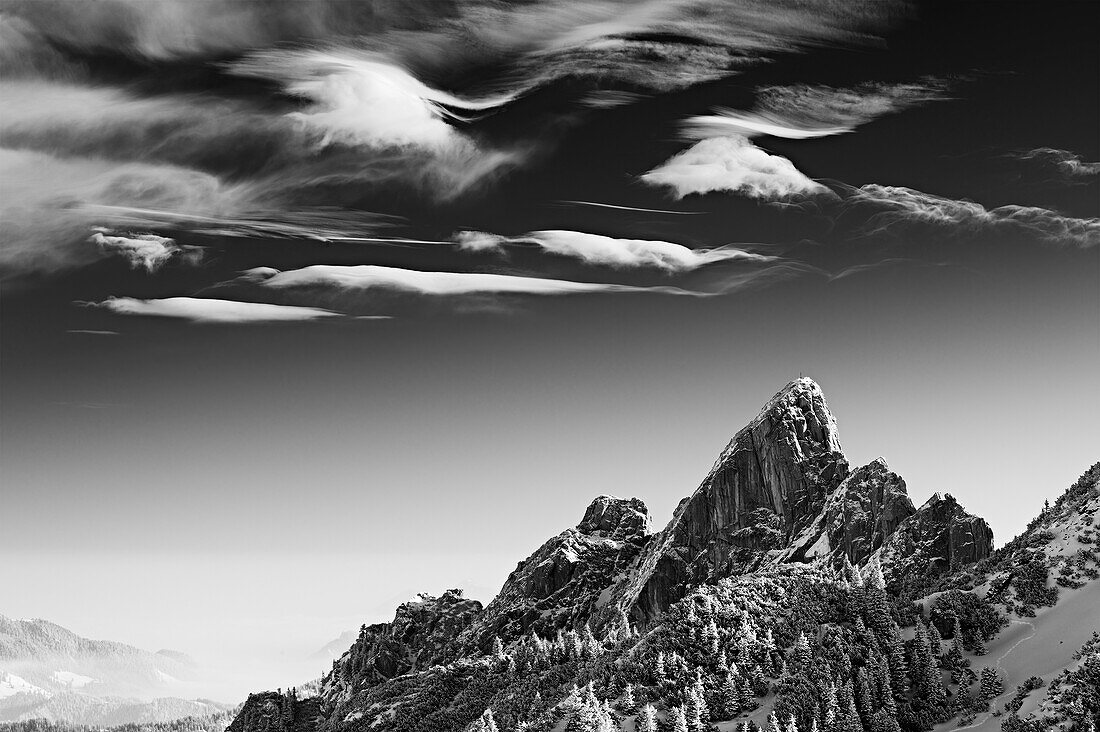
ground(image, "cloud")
xmin=243 ymin=265 xmax=691 ymax=298
xmin=90 ymin=297 xmax=341 ymax=323
xmin=640 ymin=135 xmax=829 ymax=200
xmin=682 ymin=79 xmax=952 ymax=140
xmin=230 ymin=51 xmax=520 ymax=153
xmin=91 ymin=232 xmax=202 ymax=272
xmin=1010 ymin=148 xmax=1100 ymax=181
xmin=0 ymin=148 xmax=245 ymax=279
xmin=849 ymin=184 xmax=1100 ymax=247
xmin=453 ymin=230 xmax=772 ymax=271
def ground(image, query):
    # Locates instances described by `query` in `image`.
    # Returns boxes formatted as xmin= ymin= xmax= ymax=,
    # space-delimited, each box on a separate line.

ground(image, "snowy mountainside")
xmin=0 ymin=616 xmax=231 ymax=726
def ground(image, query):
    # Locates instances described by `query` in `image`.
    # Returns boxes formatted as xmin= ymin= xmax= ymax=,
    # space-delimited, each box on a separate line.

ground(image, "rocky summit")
xmin=224 ymin=379 xmax=1100 ymax=732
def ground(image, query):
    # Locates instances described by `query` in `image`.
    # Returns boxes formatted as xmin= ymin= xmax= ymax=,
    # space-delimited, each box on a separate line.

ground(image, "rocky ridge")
xmin=233 ymin=377 xmax=1015 ymax=732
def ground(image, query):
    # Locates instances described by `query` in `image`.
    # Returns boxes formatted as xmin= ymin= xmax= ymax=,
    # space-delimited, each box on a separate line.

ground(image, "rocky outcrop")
xmin=229 ymin=692 xmax=319 ymax=732
xmin=782 ymin=458 xmax=916 ymax=565
xmin=459 ymin=496 xmax=651 ymax=651
xmin=323 ymin=590 xmax=482 ymax=702
xmin=876 ymin=492 xmax=994 ymax=590
xmin=603 ymin=378 xmax=850 ymax=625
xmin=577 ymin=495 xmax=650 ymax=539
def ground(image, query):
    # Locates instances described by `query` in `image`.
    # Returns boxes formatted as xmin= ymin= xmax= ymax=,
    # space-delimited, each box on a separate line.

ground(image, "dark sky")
xmin=0 ymin=0 xmax=1097 ymax=698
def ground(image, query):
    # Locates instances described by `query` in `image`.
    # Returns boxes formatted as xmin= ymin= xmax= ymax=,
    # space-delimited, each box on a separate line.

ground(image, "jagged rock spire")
xmin=603 ymin=377 xmax=850 ymax=624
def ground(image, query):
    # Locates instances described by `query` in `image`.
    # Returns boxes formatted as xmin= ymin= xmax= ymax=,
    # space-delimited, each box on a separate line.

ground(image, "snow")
xmin=0 ymin=672 xmax=49 ymax=699
xmin=50 ymin=671 xmax=96 ymax=689
xmin=932 ymin=576 xmax=1100 ymax=731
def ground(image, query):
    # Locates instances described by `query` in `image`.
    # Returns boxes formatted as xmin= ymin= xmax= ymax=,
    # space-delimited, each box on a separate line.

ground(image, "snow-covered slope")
xmin=0 ymin=616 xmax=232 ymax=725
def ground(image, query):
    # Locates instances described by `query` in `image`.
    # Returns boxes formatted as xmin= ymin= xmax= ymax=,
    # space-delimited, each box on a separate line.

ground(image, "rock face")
xmin=228 ymin=377 xmax=1004 ymax=732
xmin=324 ymin=590 xmax=482 ymax=702
xmin=460 ymin=496 xmax=651 ymax=651
xmin=782 ymin=458 xmax=916 ymax=566
xmin=603 ymin=378 xmax=850 ymax=624
xmin=229 ymin=692 xmax=319 ymax=732
xmin=877 ymin=492 xmax=994 ymax=589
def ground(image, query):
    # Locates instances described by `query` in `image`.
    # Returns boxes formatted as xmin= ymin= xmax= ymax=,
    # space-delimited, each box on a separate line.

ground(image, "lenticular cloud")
xmin=244 ymin=265 xmax=676 ymax=297
xmin=93 ymin=297 xmax=340 ymax=323
xmin=641 ymin=135 xmax=828 ymax=200
xmin=682 ymin=79 xmax=951 ymax=141
xmin=454 ymin=230 xmax=771 ymax=271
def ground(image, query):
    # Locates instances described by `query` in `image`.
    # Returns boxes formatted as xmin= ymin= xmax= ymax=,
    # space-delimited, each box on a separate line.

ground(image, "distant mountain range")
xmin=223 ymin=378 xmax=1100 ymax=732
xmin=0 ymin=616 xmax=232 ymax=726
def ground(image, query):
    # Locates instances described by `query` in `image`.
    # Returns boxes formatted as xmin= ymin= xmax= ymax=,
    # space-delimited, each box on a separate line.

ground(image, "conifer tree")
xmin=855 ymin=668 xmax=874 ymax=722
xmin=686 ymin=677 xmax=710 ymax=731
xmin=655 ymin=651 xmax=668 ymax=685
xmin=716 ymin=671 xmax=740 ymax=719
xmin=954 ymin=681 xmax=973 ymax=715
xmin=976 ymin=667 xmax=1002 ymax=708
xmin=792 ymin=633 xmax=813 ymax=673
xmin=784 ymin=715 xmax=800 ymax=732
xmin=472 ymin=708 xmax=499 ymax=732
xmin=927 ymin=621 xmax=943 ymax=654
xmin=582 ymin=623 xmax=600 ymax=659
xmin=705 ymin=618 xmax=721 ymax=656
xmin=638 ymin=704 xmax=658 ymax=732
xmin=823 ymin=682 xmax=839 ymax=731
xmin=620 ymin=683 xmax=637 ymax=713
xmin=670 ymin=706 xmax=690 ymax=732
xmin=951 ymin=618 xmax=966 ymax=653
xmin=885 ymin=626 xmax=910 ymax=697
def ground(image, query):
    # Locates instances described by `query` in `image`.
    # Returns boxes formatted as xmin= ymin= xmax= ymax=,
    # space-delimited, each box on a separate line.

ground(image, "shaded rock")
xmin=877 ymin=492 xmax=994 ymax=590
xmin=782 ymin=458 xmax=916 ymax=565
xmin=577 ymin=495 xmax=650 ymax=539
xmin=459 ymin=495 xmax=651 ymax=651
xmin=323 ymin=590 xmax=482 ymax=702
xmin=603 ymin=377 xmax=850 ymax=625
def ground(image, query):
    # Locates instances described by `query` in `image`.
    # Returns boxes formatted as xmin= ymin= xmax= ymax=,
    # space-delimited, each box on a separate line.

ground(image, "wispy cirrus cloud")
xmin=1009 ymin=147 xmax=1100 ymax=182
xmin=90 ymin=297 xmax=341 ymax=323
xmin=640 ymin=135 xmax=829 ymax=200
xmin=683 ymin=79 xmax=952 ymax=140
xmin=453 ymin=230 xmax=772 ymax=271
xmin=848 ymin=184 xmax=1100 ymax=247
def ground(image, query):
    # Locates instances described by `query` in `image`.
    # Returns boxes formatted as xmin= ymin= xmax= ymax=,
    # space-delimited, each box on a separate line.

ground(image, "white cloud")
xmin=682 ymin=112 xmax=852 ymax=140
xmin=683 ymin=79 xmax=951 ymax=141
xmin=850 ymin=184 xmax=1100 ymax=247
xmin=91 ymin=232 xmax=200 ymax=272
xmin=640 ymin=135 xmax=829 ymax=200
xmin=245 ymin=265 xmax=687 ymax=297
xmin=231 ymin=51 xmax=518 ymax=153
xmin=92 ymin=297 xmax=340 ymax=323
xmin=454 ymin=229 xmax=772 ymax=271
xmin=1011 ymin=148 xmax=1100 ymax=180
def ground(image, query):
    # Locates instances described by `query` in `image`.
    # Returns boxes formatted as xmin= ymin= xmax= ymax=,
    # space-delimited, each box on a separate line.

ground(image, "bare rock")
xmin=876 ymin=492 xmax=994 ymax=589
xmin=459 ymin=495 xmax=651 ymax=651
xmin=603 ymin=377 xmax=850 ymax=625
xmin=782 ymin=458 xmax=916 ymax=566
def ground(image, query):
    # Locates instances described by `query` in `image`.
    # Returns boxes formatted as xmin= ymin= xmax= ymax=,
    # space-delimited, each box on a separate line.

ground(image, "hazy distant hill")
xmin=0 ymin=617 xmax=231 ymax=726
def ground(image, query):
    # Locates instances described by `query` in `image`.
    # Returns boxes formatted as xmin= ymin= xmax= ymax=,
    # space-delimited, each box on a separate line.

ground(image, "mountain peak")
xmin=577 ymin=495 xmax=650 ymax=539
xmin=601 ymin=376 xmax=850 ymax=624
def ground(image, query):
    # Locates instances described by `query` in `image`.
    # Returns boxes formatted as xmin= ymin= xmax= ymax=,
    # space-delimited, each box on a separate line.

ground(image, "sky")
xmin=0 ymin=0 xmax=1098 ymax=704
